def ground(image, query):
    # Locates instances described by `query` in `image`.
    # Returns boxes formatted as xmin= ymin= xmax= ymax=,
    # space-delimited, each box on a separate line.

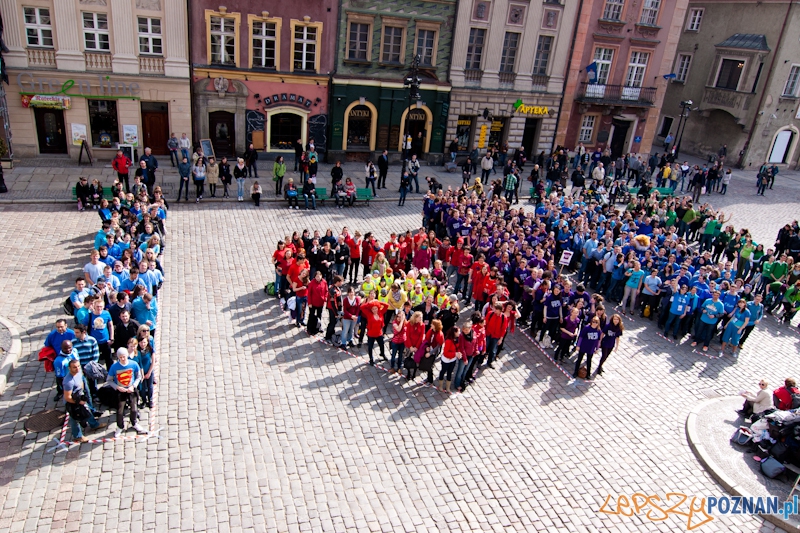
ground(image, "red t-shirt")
xmin=360 ymin=301 xmax=388 ymax=337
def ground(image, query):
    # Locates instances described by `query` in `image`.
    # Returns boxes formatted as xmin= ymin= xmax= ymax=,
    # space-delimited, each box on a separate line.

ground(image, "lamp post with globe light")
xmin=675 ymin=100 xmax=693 ymax=158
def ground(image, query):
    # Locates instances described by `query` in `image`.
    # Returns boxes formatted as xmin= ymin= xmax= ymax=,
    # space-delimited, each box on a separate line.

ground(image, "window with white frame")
xmin=83 ymin=12 xmax=110 ymax=51
xmin=533 ymin=36 xmax=553 ymax=75
xmin=252 ymin=20 xmax=277 ymax=68
xmin=416 ymin=29 xmax=436 ymax=66
xmin=500 ymin=32 xmax=519 ymax=73
xmin=676 ymin=54 xmax=692 ymax=82
xmin=465 ymin=28 xmax=485 ymax=70
xmin=625 ymin=51 xmax=649 ymax=87
xmin=579 ymin=116 xmax=596 ymax=142
xmin=640 ymin=0 xmax=660 ymax=25
xmin=603 ymin=0 xmax=625 ymax=21
xmin=783 ymin=66 xmax=800 ymax=97
xmin=382 ymin=26 xmax=403 ymax=63
xmin=687 ymin=8 xmax=703 ymax=31
xmin=23 ymin=7 xmax=53 ymax=48
xmin=715 ymin=58 xmax=744 ymax=90
xmin=210 ymin=16 xmax=236 ymax=64
xmin=294 ymin=25 xmax=317 ymax=71
xmin=138 ymin=17 xmax=162 ymax=55
xmin=594 ymin=47 xmax=614 ymax=85
xmin=348 ymin=22 xmax=370 ymax=61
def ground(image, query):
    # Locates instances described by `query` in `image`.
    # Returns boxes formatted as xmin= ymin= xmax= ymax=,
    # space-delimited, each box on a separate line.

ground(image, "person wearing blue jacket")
xmin=692 ymin=290 xmax=724 ymax=351
xmin=131 ymin=293 xmax=158 ymax=336
xmin=663 ymin=285 xmax=690 ymax=340
xmin=738 ymin=294 xmax=764 ymax=349
xmin=44 ymin=319 xmax=75 ymax=354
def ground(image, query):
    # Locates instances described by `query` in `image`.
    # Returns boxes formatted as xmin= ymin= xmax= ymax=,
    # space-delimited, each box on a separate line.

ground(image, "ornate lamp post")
xmin=674 ymin=99 xmax=693 ymax=158
xmin=402 ymin=54 xmax=421 ymax=171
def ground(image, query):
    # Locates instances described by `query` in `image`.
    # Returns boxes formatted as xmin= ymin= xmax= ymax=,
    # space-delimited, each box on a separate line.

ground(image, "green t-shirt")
xmin=666 ymin=210 xmax=677 ymax=227
xmin=771 ymin=261 xmax=788 ymax=281
xmin=704 ymin=219 xmax=720 ymax=235
xmin=740 ymin=243 xmax=755 ymax=260
xmin=682 ymin=209 xmax=697 ymax=224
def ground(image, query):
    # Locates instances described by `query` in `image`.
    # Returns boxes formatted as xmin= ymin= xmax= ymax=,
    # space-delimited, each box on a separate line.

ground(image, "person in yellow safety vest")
xmin=422 ymin=279 xmax=437 ymax=299
xmin=403 ymin=272 xmax=416 ymax=293
xmin=409 ymin=284 xmax=425 ymax=306
xmin=436 ymin=290 xmax=449 ymax=311
xmin=378 ymin=288 xmax=389 ymax=304
xmin=360 ymin=274 xmax=376 ymax=297
xmin=418 ymin=268 xmax=430 ymax=286
xmin=383 ymin=268 xmax=395 ymax=287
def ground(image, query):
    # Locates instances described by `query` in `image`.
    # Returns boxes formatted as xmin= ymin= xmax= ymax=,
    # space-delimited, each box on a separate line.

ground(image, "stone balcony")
xmin=699 ymin=86 xmax=755 ymax=126
xmin=139 ymin=56 xmax=165 ymax=75
xmin=84 ymin=52 xmax=112 ymax=71
xmin=26 ymin=48 xmax=56 ymax=69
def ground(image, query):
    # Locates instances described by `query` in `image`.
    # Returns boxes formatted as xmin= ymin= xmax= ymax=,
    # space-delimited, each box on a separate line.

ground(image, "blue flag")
xmin=585 ymin=62 xmax=598 ymax=84
xmin=662 ymin=73 xmax=677 ymax=80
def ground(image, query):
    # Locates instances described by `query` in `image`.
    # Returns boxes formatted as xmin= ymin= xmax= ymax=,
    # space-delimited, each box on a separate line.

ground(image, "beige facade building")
xmin=1 ymin=0 xmax=191 ymax=161
xmin=659 ymin=0 xmax=800 ymax=169
xmin=446 ymin=0 xmax=579 ymax=159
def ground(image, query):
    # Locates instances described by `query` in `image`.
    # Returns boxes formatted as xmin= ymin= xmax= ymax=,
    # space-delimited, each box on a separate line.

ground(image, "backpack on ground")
xmin=790 ymin=389 xmax=800 ymax=409
xmin=264 ymin=282 xmax=276 ymax=296
xmin=761 ymin=457 xmax=785 ymax=478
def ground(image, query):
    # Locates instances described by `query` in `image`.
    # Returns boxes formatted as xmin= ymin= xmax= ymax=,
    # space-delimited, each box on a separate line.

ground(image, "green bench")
xmin=355 ymin=187 xmax=373 ymax=205
xmin=315 ymin=187 xmax=329 ymax=204
xmin=625 ymin=186 xmax=675 ymax=203
xmin=529 ymin=186 xmax=552 ymax=203
xmin=71 ymin=186 xmax=114 ymax=202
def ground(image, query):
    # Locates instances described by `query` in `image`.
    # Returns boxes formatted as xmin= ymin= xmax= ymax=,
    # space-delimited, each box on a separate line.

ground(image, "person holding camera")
xmin=64 ymin=359 xmax=107 ymax=443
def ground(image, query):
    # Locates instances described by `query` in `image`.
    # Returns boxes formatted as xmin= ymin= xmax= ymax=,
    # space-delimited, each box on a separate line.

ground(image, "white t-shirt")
xmin=84 ymin=262 xmax=106 ymax=284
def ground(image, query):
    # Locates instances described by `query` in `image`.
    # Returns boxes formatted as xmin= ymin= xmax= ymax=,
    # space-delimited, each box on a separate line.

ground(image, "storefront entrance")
xmin=209 ymin=111 xmax=235 ymax=158
xmin=347 ymin=105 xmax=372 ymax=150
xmin=407 ymin=108 xmax=427 ymax=157
xmin=521 ymin=118 xmax=540 ymax=157
xmin=610 ymin=119 xmax=631 ymax=159
xmin=270 ymin=113 xmax=301 ymax=151
xmin=34 ymin=108 xmax=67 ymax=154
xmin=141 ymin=102 xmax=170 ymax=155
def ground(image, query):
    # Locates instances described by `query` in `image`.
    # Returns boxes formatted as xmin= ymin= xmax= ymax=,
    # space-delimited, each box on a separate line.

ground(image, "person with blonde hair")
xmin=234 ymin=157 xmax=247 ymax=201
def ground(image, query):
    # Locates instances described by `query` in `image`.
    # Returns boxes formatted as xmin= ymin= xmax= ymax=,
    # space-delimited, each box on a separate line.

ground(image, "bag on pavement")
xmin=761 ymin=457 xmax=785 ymax=478
xmin=730 ymin=426 xmax=753 ymax=446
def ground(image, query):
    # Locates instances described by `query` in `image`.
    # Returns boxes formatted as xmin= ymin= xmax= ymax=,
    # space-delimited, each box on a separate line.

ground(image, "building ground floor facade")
xmin=328 ymin=79 xmax=450 ymax=164
xmin=7 ymin=69 xmax=191 ymax=161
xmin=445 ymin=89 xmax=559 ymax=163
xmin=192 ymin=69 xmax=330 ymax=162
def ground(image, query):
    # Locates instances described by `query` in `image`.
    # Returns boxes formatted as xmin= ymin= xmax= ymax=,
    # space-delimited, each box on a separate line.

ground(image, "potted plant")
xmin=0 ymin=139 xmax=12 ymax=169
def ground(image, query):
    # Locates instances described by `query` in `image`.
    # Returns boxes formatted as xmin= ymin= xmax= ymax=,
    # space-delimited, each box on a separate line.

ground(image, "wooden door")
xmin=209 ymin=111 xmax=236 ymax=158
xmin=142 ymin=110 xmax=170 ymax=155
xmin=34 ymin=108 xmax=67 ymax=154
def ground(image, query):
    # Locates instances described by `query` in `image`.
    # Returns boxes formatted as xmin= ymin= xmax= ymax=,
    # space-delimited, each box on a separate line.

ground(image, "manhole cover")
xmin=698 ymin=388 xmax=722 ymax=398
xmin=24 ymin=409 xmax=66 ymax=433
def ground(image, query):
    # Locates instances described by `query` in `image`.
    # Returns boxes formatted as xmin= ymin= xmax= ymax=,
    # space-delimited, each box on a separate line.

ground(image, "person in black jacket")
xmin=377 ymin=150 xmax=389 ymax=189
xmin=331 ymin=160 xmax=344 ymax=187
xmin=76 ymin=176 xmax=91 ymax=211
xmin=302 ymin=177 xmax=317 ymax=210
xmin=244 ymin=143 xmax=259 ymax=178
xmin=112 ymin=310 xmax=140 ymax=352
xmin=293 ymin=138 xmax=303 ymax=171
xmin=219 ymin=157 xmax=232 ymax=198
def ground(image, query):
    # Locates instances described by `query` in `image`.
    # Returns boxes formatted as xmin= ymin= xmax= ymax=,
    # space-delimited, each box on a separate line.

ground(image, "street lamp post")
xmin=675 ymin=99 xmax=692 ymax=159
xmin=402 ymin=54 xmax=421 ymax=172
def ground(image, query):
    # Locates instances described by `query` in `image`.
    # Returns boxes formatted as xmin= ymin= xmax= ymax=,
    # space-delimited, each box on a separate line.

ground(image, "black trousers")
xmin=325 ymin=309 xmax=338 ymax=340
xmin=118 ymin=173 xmax=130 ymax=193
xmin=116 ymin=389 xmax=139 ymax=429
xmin=99 ymin=342 xmax=112 ymax=369
xmin=378 ymin=170 xmax=387 ymax=188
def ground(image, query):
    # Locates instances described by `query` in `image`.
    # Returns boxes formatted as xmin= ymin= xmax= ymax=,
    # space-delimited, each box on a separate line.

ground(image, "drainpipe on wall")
xmin=741 ymin=0 xmax=793 ymax=168
xmin=551 ymin=0 xmax=586 ymax=154
xmin=186 ymin=0 xmax=198 ymax=146
xmin=327 ymin=0 xmax=343 ymax=164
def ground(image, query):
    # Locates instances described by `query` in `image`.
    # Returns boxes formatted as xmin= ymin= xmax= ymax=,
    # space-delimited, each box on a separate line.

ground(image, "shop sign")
xmin=21 ymin=94 xmax=71 ymax=110
xmin=457 ymin=119 xmax=472 ymax=126
xmin=512 ymin=98 xmax=549 ymax=116
xmin=263 ymin=93 xmax=313 ymax=108
xmin=349 ymin=107 xmax=370 ymax=118
xmin=17 ymin=73 xmax=140 ymax=100
xmin=332 ymin=122 xmax=344 ymax=137
xmin=478 ymin=124 xmax=487 ymax=149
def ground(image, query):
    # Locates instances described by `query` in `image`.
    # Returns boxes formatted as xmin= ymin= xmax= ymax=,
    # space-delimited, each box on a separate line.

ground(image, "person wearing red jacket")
xmin=384 ymin=233 xmax=401 ymax=270
xmin=448 ymin=238 xmax=464 ymax=280
xmin=361 ymin=233 xmax=381 ymax=279
xmin=414 ymin=320 xmax=444 ymax=384
xmin=288 ymin=263 xmax=309 ymax=327
xmin=306 ymin=271 xmax=328 ymax=335
xmin=484 ymin=302 xmax=510 ymax=368
xmin=773 ymin=378 xmax=800 ymax=410
xmin=438 ymin=328 xmax=460 ymax=392
xmin=345 ymin=231 xmax=362 ymax=284
xmin=325 ymin=275 xmax=344 ymax=343
xmin=112 ymin=149 xmax=132 ymax=193
xmin=402 ymin=311 xmax=426 ymax=377
xmin=454 ymin=241 xmax=473 ymax=299
xmin=471 ymin=262 xmax=489 ymax=308
xmin=360 ymin=300 xmax=389 ymax=365
xmin=340 ymin=286 xmax=361 ymax=349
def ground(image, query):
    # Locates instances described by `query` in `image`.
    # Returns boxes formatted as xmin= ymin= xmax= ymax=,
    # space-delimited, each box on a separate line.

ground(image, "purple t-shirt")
xmin=601 ymin=323 xmax=623 ymax=349
xmin=560 ymin=316 xmax=580 ymax=340
xmin=577 ymin=325 xmax=603 ymax=353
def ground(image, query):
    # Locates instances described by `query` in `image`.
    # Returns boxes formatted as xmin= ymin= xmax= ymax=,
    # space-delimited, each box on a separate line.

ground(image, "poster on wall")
xmin=71 ymin=123 xmax=88 ymax=146
xmin=123 ymin=125 xmax=139 ymax=146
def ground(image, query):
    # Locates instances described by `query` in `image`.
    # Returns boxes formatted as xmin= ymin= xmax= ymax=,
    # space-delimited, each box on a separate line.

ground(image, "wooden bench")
xmin=315 ymin=187 xmax=329 ymax=205
xmin=71 ymin=186 xmax=113 ymax=202
xmin=355 ymin=187 xmax=373 ymax=205
xmin=528 ymin=186 xmax=552 ymax=203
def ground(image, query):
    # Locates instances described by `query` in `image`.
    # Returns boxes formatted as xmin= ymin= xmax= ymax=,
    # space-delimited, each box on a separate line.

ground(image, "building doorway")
xmin=141 ymin=102 xmax=169 ymax=155
xmin=769 ymin=129 xmax=796 ymax=164
xmin=209 ymin=111 xmax=235 ymax=158
xmin=521 ymin=118 xmax=540 ymax=157
xmin=406 ymin=108 xmax=427 ymax=157
xmin=33 ymin=108 xmax=67 ymax=154
xmin=346 ymin=105 xmax=372 ymax=150
xmin=610 ymin=119 xmax=631 ymax=159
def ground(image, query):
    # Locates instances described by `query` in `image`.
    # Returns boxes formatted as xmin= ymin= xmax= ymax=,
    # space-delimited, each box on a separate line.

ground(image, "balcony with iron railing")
xmin=575 ymin=82 xmax=657 ymax=106
xmin=84 ymin=52 xmax=113 ymax=71
xmin=27 ymin=48 xmax=56 ymax=68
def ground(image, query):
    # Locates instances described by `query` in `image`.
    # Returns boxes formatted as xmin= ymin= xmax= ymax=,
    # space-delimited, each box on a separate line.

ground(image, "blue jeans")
xmin=139 ymin=373 xmax=154 ymax=403
xmin=453 ymin=358 xmax=468 ymax=389
xmin=699 ymin=233 xmax=714 ymax=253
xmin=304 ymin=194 xmax=316 ymax=209
xmin=295 ymin=296 xmax=307 ymax=325
xmin=169 ymin=150 xmax=179 ymax=166
xmin=177 ymin=178 xmax=189 ymax=200
xmin=181 ymin=148 xmax=190 ymax=161
xmin=695 ymin=320 xmax=716 ymax=347
xmin=450 ymin=152 xmax=457 ymax=163
xmin=486 ymin=336 xmax=500 ymax=365
xmin=69 ymin=407 xmax=99 ymax=440
xmin=390 ymin=341 xmax=405 ymax=370
xmin=664 ymin=312 xmax=683 ymax=338
xmin=409 ymin=174 xmax=419 ymax=193
xmin=341 ymin=318 xmax=356 ymax=346
xmin=454 ymin=273 xmax=469 ymax=297
xmin=237 ymin=178 xmax=246 ymax=198
xmin=398 ymin=186 xmax=408 ymax=205
xmin=276 ymin=274 xmax=285 ymax=298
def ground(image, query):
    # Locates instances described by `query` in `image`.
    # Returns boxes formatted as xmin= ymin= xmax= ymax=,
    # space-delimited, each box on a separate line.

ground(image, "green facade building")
xmin=329 ymin=0 xmax=455 ymax=164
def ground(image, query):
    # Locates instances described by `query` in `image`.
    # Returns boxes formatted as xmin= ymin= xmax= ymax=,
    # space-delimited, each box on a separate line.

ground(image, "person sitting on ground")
xmin=739 ymin=379 xmax=774 ymax=421
xmin=773 ymin=377 xmax=800 ymax=411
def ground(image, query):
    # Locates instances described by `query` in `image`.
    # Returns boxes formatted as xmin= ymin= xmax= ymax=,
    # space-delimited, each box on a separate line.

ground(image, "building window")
xmin=382 ymin=26 xmax=403 ymax=63
xmin=88 ymin=100 xmax=118 ymax=148
xmin=676 ymin=54 xmax=692 ymax=82
xmin=579 ymin=115 xmax=596 ymax=143
xmin=456 ymin=116 xmax=474 ymax=151
xmin=294 ymin=25 xmax=317 ymax=71
xmin=270 ymin=113 xmax=302 ymax=150
xmin=715 ymin=59 xmax=744 ymax=91
xmin=640 ymin=0 xmax=660 ymax=25
xmin=138 ymin=17 xmax=162 ymax=55
xmin=533 ymin=35 xmax=553 ymax=75
xmin=602 ymin=0 xmax=624 ymax=21
xmin=416 ymin=29 xmax=436 ymax=66
xmin=783 ymin=66 xmax=800 ymax=97
xmin=686 ymin=8 xmax=703 ymax=31
xmin=625 ymin=51 xmax=649 ymax=87
xmin=500 ymin=32 xmax=519 ymax=73
xmin=252 ymin=20 xmax=278 ymax=69
xmin=594 ymin=47 xmax=614 ymax=84
xmin=23 ymin=7 xmax=53 ymax=48
xmin=347 ymin=105 xmax=372 ymax=148
xmin=348 ymin=22 xmax=370 ymax=61
xmin=210 ymin=16 xmax=236 ymax=65
xmin=83 ymin=12 xmax=110 ymax=51
xmin=465 ymin=28 xmax=485 ymax=70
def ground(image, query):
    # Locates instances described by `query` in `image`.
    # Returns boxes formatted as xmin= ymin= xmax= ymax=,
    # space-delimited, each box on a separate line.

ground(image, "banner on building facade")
xmin=21 ymin=94 xmax=71 ymax=110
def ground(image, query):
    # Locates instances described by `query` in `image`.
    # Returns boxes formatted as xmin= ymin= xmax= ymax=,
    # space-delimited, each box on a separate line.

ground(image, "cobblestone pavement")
xmin=0 ymin=170 xmax=798 ymax=532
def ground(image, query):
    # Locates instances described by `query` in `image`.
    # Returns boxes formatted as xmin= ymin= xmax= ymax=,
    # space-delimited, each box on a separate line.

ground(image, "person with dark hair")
xmin=438 ymin=327 xmax=460 ymax=392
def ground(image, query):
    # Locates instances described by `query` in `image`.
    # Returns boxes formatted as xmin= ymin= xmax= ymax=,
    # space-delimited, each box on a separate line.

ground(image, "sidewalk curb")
xmin=0 ymin=196 xmax=539 ymax=206
xmin=0 ymin=315 xmax=23 ymax=396
xmin=685 ymin=397 xmax=800 ymax=532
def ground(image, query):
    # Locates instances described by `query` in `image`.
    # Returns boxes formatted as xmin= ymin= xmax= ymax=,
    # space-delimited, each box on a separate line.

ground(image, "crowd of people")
xmin=269 ymin=149 xmax=800 ymax=387
xmin=42 ymin=184 xmax=167 ymax=443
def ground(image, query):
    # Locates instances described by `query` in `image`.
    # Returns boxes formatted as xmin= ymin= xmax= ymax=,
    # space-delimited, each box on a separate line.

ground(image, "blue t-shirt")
xmin=669 ymin=293 xmax=690 ymax=315
xmin=86 ymin=310 xmax=113 ymax=344
xmin=625 ymin=269 xmax=645 ymax=288
xmin=700 ymin=299 xmax=725 ymax=324
xmin=108 ymin=360 xmax=142 ymax=389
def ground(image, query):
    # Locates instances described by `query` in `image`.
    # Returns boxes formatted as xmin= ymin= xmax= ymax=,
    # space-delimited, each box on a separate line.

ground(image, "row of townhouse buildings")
xmin=1 ymin=0 xmax=797 ymax=168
